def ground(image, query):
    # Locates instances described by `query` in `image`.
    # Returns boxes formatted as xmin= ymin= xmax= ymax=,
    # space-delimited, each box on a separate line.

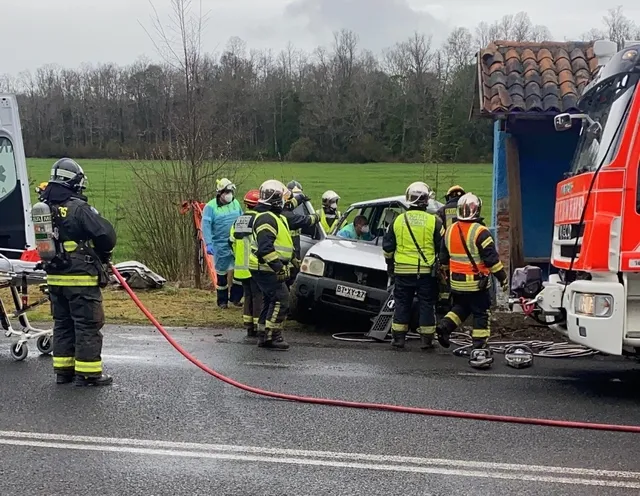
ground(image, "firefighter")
xmin=282 ymin=189 xmax=320 ymax=287
xmin=437 ymin=192 xmax=509 ymax=369
xmin=249 ymin=179 xmax=295 ymax=350
xmin=435 ymin=185 xmax=464 ymax=320
xmin=40 ymin=158 xmax=117 ymax=386
xmin=437 ymin=185 xmax=465 ymax=229
xmin=287 ymin=180 xmax=303 ymax=192
xmin=202 ymin=178 xmax=244 ymax=309
xmin=320 ymin=190 xmax=341 ymax=234
xmin=383 ymin=181 xmax=443 ymax=350
xmin=230 ymin=189 xmax=262 ymax=339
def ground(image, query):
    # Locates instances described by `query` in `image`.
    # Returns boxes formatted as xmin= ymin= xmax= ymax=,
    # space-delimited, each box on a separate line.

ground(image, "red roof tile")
xmin=477 ymin=40 xmax=598 ymax=116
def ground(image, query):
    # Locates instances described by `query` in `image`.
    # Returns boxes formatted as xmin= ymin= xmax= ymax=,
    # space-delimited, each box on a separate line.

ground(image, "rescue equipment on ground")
xmin=468 ymin=347 xmax=494 ymax=369
xmin=504 ymin=344 xmax=534 ymax=369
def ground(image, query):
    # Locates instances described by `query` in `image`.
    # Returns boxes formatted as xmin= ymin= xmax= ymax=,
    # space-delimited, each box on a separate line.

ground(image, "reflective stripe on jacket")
xmin=445 ymin=222 xmax=491 ymax=291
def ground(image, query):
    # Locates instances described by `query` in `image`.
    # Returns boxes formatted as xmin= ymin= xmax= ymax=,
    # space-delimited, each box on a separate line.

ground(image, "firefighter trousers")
xmin=391 ymin=274 xmax=437 ymax=336
xmin=439 ymin=289 xmax=491 ymax=348
xmin=216 ymin=272 xmax=243 ymax=307
xmin=49 ymin=285 xmax=105 ymax=377
xmin=251 ymin=271 xmax=289 ymax=340
xmin=241 ymin=278 xmax=263 ymax=331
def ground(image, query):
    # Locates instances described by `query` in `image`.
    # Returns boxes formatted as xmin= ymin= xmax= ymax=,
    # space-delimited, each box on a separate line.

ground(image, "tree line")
xmin=1 ymin=6 xmax=638 ymax=165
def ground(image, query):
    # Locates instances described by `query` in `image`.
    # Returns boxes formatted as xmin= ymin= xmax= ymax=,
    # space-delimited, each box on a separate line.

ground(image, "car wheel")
xmin=289 ymin=283 xmax=315 ymax=324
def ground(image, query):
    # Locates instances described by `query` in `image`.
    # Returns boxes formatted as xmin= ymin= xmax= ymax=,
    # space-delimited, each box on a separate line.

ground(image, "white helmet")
xmin=322 ymin=190 xmax=340 ymax=207
xmin=457 ymin=192 xmax=482 ymax=221
xmin=216 ymin=178 xmax=236 ymax=193
xmin=405 ymin=181 xmax=433 ymax=208
xmin=259 ymin=179 xmax=287 ymax=208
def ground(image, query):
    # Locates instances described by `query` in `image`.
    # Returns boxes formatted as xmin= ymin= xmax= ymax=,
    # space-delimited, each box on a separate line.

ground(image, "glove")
xmin=276 ymin=265 xmax=290 ymax=282
xmin=291 ymin=258 xmax=301 ymax=269
xmin=439 ymin=266 xmax=449 ymax=282
xmin=206 ymin=244 xmax=215 ymax=256
xmin=500 ymin=279 xmax=509 ymax=292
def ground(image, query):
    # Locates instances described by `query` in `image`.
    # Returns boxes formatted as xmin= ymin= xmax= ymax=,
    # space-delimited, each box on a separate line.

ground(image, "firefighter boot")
xmin=436 ymin=324 xmax=451 ymax=349
xmin=391 ymin=332 xmax=406 ymax=349
xmin=420 ymin=334 xmax=435 ymax=350
xmin=245 ymin=325 xmax=258 ymax=339
xmin=75 ymin=374 xmax=114 ymax=387
xmin=264 ymin=329 xmax=290 ymax=351
xmin=56 ymin=373 xmax=74 ymax=385
xmin=257 ymin=327 xmax=267 ymax=347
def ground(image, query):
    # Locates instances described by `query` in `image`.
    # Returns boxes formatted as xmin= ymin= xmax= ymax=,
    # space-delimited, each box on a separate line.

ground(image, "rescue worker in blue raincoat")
xmin=202 ymin=178 xmax=243 ymax=308
xmin=230 ymin=189 xmax=262 ymax=339
xmin=337 ymin=215 xmax=373 ymax=240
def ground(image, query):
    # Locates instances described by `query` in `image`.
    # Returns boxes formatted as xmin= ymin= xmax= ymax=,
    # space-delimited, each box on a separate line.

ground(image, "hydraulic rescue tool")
xmin=509 ymin=40 xmax=640 ymax=359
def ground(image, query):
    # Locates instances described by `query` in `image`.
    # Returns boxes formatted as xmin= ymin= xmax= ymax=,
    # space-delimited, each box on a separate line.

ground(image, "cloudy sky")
xmin=4 ymin=0 xmax=639 ymax=75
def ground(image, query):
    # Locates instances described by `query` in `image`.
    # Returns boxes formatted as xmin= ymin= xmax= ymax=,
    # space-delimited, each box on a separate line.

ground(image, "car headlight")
xmin=300 ymin=256 xmax=325 ymax=276
xmin=574 ymin=293 xmax=613 ymax=317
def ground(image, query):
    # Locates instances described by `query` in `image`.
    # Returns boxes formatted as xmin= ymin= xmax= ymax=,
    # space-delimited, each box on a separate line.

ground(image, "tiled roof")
xmin=477 ymin=41 xmax=599 ymax=116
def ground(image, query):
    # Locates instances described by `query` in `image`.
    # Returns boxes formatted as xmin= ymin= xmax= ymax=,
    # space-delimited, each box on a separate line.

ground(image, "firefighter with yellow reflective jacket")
xmin=436 ymin=193 xmax=508 ymax=369
xmin=40 ymin=158 xmax=117 ymax=386
xmin=230 ymin=189 xmax=262 ymax=339
xmin=319 ymin=190 xmax=341 ymax=234
xmin=383 ymin=182 xmax=444 ymax=350
xmin=249 ymin=180 xmax=295 ymax=350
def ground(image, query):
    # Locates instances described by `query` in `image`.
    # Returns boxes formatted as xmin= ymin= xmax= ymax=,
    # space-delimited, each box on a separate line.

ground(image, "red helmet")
xmin=244 ymin=189 xmax=260 ymax=207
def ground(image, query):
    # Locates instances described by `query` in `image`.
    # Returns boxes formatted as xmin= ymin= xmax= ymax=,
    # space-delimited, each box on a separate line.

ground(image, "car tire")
xmin=289 ymin=283 xmax=315 ymax=324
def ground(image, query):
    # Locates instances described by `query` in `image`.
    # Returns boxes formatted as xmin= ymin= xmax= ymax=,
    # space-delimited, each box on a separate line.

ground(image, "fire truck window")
xmin=0 ymin=137 xmax=18 ymax=202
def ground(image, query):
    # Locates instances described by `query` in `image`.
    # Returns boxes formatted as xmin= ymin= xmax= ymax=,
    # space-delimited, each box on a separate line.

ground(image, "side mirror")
xmin=554 ymin=113 xmax=573 ymax=131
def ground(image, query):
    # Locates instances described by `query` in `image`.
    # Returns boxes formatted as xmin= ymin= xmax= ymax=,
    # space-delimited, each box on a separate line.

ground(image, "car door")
xmin=0 ymin=95 xmax=33 ymax=259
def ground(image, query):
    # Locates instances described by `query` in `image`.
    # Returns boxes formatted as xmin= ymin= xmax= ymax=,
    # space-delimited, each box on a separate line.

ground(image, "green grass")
xmin=27 ymin=159 xmax=493 ymax=261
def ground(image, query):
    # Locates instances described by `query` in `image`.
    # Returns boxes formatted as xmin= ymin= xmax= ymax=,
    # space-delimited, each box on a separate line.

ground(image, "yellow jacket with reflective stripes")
xmin=320 ymin=210 xmax=340 ymax=234
xmin=230 ymin=210 xmax=257 ymax=280
xmin=382 ymin=209 xmax=443 ymax=275
xmin=249 ymin=209 xmax=294 ymax=272
xmin=440 ymin=220 xmax=505 ymax=292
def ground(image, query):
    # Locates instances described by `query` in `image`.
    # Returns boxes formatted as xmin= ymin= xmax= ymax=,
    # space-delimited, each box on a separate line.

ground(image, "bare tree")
xmin=604 ymin=6 xmax=636 ymax=49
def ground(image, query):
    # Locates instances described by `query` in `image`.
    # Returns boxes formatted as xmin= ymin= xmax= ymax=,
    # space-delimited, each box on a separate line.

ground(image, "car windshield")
xmin=569 ymin=73 xmax=639 ymax=174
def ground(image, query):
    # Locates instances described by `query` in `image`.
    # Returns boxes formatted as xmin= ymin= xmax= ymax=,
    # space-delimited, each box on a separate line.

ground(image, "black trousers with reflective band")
xmin=49 ymin=285 xmax=105 ymax=377
xmin=440 ymin=289 xmax=491 ymax=345
xmin=391 ymin=274 xmax=437 ymax=335
xmin=241 ymin=278 xmax=263 ymax=329
xmin=251 ymin=270 xmax=289 ymax=339
xmin=216 ymin=273 xmax=243 ymax=306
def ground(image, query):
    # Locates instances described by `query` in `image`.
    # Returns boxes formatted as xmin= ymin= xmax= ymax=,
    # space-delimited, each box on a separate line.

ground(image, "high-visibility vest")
xmin=249 ymin=211 xmax=294 ymax=271
xmin=230 ymin=211 xmax=257 ymax=280
xmin=445 ymin=221 xmax=491 ymax=292
xmin=391 ymin=210 xmax=437 ymax=275
xmin=320 ymin=210 xmax=340 ymax=234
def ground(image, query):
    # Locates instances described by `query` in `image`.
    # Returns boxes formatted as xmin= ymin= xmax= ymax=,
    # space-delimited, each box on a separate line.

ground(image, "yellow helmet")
xmin=445 ymin=185 xmax=465 ymax=201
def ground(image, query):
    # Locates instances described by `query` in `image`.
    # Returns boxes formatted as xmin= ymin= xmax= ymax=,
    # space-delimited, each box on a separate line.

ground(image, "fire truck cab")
xmin=512 ymin=40 xmax=640 ymax=357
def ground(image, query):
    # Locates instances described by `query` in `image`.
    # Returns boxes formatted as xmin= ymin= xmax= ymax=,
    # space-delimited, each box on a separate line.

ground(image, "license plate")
xmin=336 ymin=284 xmax=367 ymax=301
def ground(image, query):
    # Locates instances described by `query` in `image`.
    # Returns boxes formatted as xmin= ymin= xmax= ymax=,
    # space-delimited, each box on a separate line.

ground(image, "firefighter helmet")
xmin=457 ymin=193 xmax=482 ymax=221
xmin=259 ymin=179 xmax=287 ymax=208
xmin=322 ymin=190 xmax=340 ymax=207
xmin=287 ymin=180 xmax=302 ymax=192
xmin=216 ymin=178 xmax=236 ymax=193
xmin=405 ymin=181 xmax=433 ymax=208
xmin=243 ymin=189 xmax=260 ymax=208
xmin=445 ymin=185 xmax=465 ymax=201
xmin=49 ymin=158 xmax=87 ymax=193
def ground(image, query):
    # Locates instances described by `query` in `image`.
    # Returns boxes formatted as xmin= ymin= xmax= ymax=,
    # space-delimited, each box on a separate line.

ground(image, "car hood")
xmin=306 ymin=238 xmax=386 ymax=271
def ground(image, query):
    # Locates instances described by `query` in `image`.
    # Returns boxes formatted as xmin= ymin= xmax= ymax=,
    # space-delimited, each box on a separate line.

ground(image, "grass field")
xmin=28 ymin=159 xmax=493 ymax=262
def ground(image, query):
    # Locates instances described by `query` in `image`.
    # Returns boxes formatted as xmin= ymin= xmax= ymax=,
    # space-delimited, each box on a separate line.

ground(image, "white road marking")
xmin=102 ymin=354 xmax=154 ymax=361
xmin=0 ymin=430 xmax=638 ymax=487
xmin=458 ymin=372 xmax=580 ymax=382
xmin=243 ymin=361 xmax=291 ymax=368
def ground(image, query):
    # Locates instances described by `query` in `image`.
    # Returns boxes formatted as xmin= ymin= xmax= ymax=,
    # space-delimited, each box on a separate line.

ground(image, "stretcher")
xmin=0 ymin=254 xmax=52 ymax=361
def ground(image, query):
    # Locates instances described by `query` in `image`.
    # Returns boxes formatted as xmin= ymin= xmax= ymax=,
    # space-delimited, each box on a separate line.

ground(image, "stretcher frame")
xmin=0 ymin=264 xmax=53 ymax=361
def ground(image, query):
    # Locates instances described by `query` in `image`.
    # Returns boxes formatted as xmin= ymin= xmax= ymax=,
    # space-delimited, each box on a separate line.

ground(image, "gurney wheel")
xmin=36 ymin=335 xmax=53 ymax=355
xmin=10 ymin=342 xmax=28 ymax=361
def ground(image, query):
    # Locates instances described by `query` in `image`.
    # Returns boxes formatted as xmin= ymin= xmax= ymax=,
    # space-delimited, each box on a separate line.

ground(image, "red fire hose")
xmin=111 ymin=266 xmax=640 ymax=434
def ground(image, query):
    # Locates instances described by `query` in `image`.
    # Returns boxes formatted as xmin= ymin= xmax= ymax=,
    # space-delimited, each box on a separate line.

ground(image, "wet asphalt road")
xmin=1 ymin=325 xmax=640 ymax=495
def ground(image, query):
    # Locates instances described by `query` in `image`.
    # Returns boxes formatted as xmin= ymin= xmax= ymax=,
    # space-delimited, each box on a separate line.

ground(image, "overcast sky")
xmin=4 ymin=0 xmax=640 ymax=75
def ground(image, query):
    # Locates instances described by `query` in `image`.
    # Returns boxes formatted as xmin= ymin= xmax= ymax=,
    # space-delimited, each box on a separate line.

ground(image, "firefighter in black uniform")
xmin=435 ymin=185 xmax=465 ymax=320
xmin=437 ymin=193 xmax=508 ymax=369
xmin=249 ymin=180 xmax=296 ymax=350
xmin=282 ymin=189 xmax=320 ymax=288
xmin=383 ymin=181 xmax=444 ymax=350
xmin=41 ymin=158 xmax=117 ymax=386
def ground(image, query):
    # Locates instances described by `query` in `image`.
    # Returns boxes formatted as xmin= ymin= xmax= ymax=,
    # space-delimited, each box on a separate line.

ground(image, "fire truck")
xmin=511 ymin=40 xmax=640 ymax=357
